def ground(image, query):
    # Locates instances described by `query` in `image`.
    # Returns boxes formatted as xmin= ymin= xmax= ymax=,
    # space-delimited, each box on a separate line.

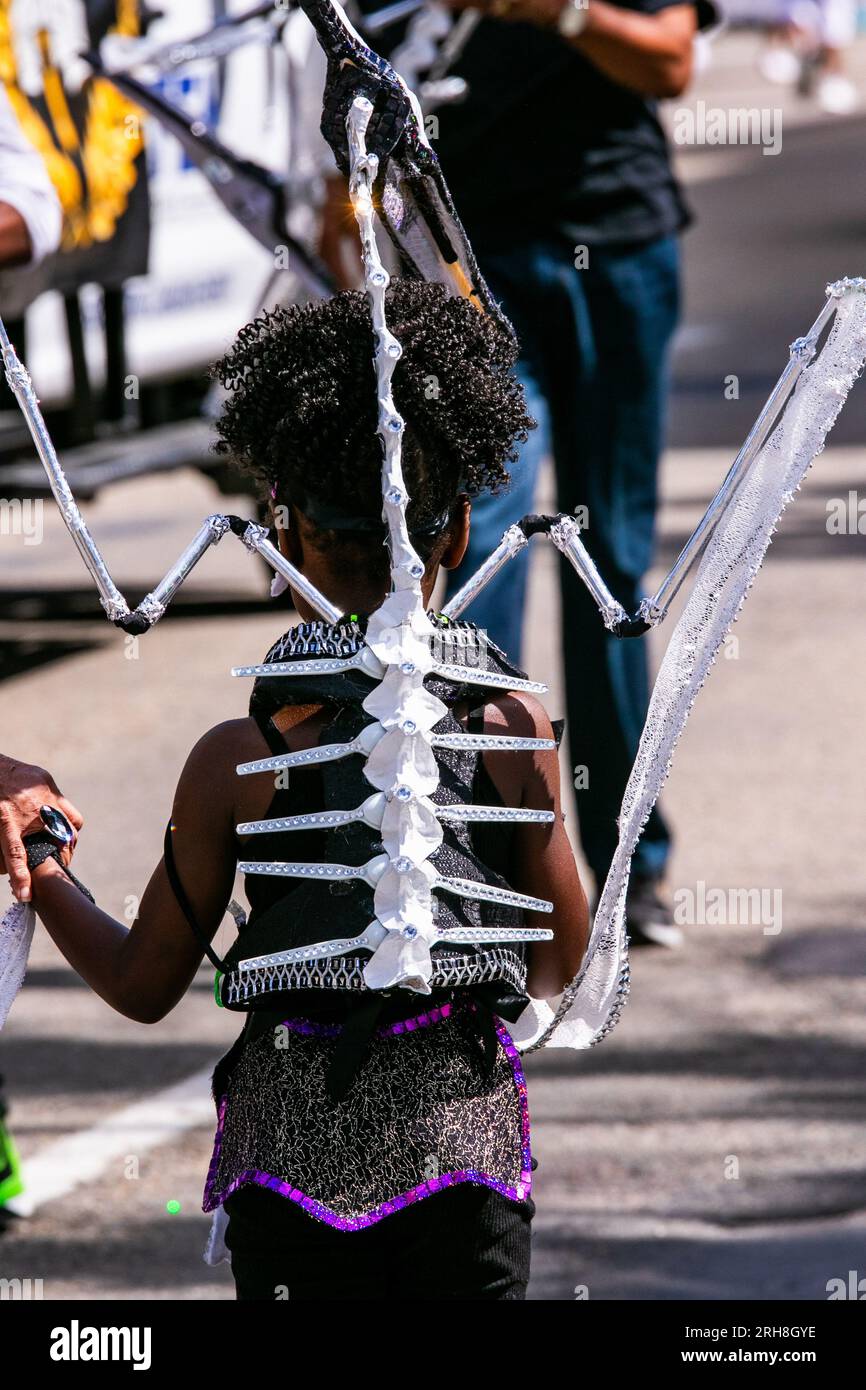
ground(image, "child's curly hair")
xmin=211 ymin=280 xmax=533 ymax=572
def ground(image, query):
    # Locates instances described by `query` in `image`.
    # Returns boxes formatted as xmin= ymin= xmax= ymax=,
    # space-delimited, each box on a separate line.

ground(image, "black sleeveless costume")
xmin=192 ymin=617 xmax=547 ymax=1294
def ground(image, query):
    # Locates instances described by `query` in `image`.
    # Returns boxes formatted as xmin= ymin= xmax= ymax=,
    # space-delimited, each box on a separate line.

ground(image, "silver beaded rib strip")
xmin=237 ymin=857 xmax=554 ymax=915
xmin=236 ymin=801 xmax=555 ymax=836
xmin=235 ymin=728 xmax=555 ymax=777
xmin=437 ymin=804 xmax=554 ymax=825
xmin=431 ymin=733 xmax=556 ymax=752
xmin=233 ymin=653 xmax=547 ymax=694
xmin=238 ymin=922 xmax=552 ymax=973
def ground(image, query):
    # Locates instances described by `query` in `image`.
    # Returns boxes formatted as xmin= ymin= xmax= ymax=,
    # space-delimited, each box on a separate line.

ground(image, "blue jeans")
xmin=444 ymin=234 xmax=680 ymax=887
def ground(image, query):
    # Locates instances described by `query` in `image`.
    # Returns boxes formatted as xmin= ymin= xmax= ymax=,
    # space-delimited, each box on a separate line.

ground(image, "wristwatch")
xmin=558 ymin=0 xmax=590 ymax=39
xmin=23 ymin=805 xmax=94 ymax=902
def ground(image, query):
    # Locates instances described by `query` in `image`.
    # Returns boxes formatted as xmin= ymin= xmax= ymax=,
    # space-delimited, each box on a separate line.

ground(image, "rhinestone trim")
xmin=437 ymin=804 xmax=555 ymax=824
xmin=432 ymin=733 xmax=556 ymax=752
xmin=437 ymin=876 xmax=553 ymax=914
xmin=431 ymin=662 xmax=548 ymax=694
xmin=219 ymin=948 xmax=528 ymax=1005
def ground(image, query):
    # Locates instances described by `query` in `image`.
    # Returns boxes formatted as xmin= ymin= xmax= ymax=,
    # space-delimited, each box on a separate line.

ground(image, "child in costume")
xmin=22 ymin=280 xmax=589 ymax=1300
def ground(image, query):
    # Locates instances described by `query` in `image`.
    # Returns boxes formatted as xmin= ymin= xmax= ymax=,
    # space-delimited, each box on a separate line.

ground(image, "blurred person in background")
xmin=0 ymin=83 xmax=64 ymax=1223
xmin=332 ymin=0 xmax=717 ymax=945
xmin=760 ymin=0 xmax=859 ymax=112
xmin=0 ymin=84 xmax=63 ymax=292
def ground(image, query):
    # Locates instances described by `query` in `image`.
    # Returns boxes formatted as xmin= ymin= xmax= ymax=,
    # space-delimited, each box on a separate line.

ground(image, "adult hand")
xmin=0 ymin=754 xmax=83 ymax=902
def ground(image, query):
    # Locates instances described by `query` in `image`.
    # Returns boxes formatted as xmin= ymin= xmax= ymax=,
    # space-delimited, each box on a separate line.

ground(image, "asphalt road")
xmin=1 ymin=32 xmax=865 ymax=1301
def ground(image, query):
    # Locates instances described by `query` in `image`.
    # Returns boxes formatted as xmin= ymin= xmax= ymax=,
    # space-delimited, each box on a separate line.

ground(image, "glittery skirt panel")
xmin=203 ymin=1000 xmax=531 ymax=1231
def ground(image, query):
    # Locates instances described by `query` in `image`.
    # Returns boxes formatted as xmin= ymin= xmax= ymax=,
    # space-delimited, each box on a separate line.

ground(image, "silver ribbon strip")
xmin=232 ymin=651 xmax=547 ymax=693
xmin=238 ymin=855 xmax=553 ymax=913
xmin=237 ymin=801 xmax=554 ymax=835
xmin=236 ymin=727 xmax=555 ymax=776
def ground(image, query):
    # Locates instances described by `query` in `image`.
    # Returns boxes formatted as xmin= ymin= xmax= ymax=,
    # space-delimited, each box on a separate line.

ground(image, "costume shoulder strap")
xmin=162 ymin=822 xmax=226 ymax=974
xmin=251 ymin=707 xmax=291 ymax=758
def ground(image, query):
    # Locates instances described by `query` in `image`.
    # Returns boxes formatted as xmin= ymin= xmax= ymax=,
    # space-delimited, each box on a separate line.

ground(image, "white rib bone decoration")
xmin=232 ymin=654 xmax=548 ymax=694
xmin=234 ymin=94 xmax=554 ymax=994
xmin=236 ymin=800 xmax=554 ymax=835
xmin=237 ymin=854 xmax=553 ymax=914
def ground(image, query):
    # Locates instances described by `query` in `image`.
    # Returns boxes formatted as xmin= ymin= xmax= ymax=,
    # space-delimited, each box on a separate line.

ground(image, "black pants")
xmin=443 ymin=234 xmax=679 ymax=887
xmin=225 ymin=1183 xmax=534 ymax=1300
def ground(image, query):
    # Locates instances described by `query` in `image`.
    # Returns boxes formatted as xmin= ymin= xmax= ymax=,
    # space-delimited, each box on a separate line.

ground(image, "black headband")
xmin=294 ymin=493 xmax=454 ymax=540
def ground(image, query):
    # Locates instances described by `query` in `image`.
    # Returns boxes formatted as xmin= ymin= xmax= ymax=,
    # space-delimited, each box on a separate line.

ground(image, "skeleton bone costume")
xmin=1 ymin=0 xmax=866 ymax=1286
xmin=194 ymin=94 xmax=559 ymax=1249
xmin=198 ymin=614 xmax=547 ymax=1233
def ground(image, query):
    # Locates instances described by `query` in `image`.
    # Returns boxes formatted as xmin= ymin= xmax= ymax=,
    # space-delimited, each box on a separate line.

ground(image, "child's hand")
xmin=0 ymin=753 xmax=83 ymax=902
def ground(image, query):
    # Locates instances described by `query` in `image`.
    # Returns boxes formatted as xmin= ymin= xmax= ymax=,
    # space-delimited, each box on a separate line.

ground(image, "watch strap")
xmin=23 ymin=832 xmax=95 ymax=903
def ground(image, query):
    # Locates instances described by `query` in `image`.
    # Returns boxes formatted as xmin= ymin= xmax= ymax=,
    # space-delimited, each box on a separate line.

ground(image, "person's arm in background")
xmin=0 ymin=85 xmax=62 ymax=270
xmin=560 ymin=1 xmax=698 ymax=97
xmin=0 ymin=198 xmax=35 ymax=266
xmin=445 ymin=1 xmax=701 ymax=100
xmin=318 ymin=172 xmax=364 ymax=290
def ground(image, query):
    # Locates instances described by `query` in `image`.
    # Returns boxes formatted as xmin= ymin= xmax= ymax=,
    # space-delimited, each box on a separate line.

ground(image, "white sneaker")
xmin=625 ymin=878 xmax=684 ymax=950
xmin=760 ymin=47 xmax=801 ymax=85
xmin=817 ymin=74 xmax=859 ymax=114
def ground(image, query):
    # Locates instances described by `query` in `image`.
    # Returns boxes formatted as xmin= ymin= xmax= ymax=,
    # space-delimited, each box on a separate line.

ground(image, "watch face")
xmin=39 ymin=805 xmax=75 ymax=846
xmin=560 ymin=1 xmax=589 ymax=36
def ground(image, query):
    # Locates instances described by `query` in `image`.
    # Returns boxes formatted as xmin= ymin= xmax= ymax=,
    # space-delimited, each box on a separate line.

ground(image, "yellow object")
xmin=0 ymin=0 xmax=145 ymax=251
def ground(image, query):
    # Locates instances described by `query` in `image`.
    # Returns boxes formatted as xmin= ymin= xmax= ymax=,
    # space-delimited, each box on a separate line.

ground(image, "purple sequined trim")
xmin=277 ymin=1001 xmax=454 ymax=1040
xmin=202 ymin=1015 xmax=532 ymax=1230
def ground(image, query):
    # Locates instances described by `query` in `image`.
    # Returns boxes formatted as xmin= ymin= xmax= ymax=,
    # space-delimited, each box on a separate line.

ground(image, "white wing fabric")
xmin=0 ymin=899 xmax=36 ymax=1030
xmin=510 ymin=286 xmax=866 ymax=1054
xmin=203 ymin=1204 xmax=230 ymax=1266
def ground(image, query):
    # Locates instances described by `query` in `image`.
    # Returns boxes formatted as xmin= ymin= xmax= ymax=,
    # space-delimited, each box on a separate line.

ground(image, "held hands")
xmin=0 ymin=754 xmax=83 ymax=901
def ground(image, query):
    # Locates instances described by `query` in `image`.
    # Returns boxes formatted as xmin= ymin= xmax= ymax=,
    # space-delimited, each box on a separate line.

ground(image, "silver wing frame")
xmin=2 ymin=281 xmax=862 ymax=640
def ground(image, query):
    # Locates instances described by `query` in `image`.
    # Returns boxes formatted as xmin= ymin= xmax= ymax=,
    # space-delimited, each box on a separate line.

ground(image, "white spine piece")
xmin=344 ymin=95 xmax=453 ymax=993
xmin=229 ymin=101 xmax=559 ymax=997
xmin=339 ymin=96 xmax=553 ymax=990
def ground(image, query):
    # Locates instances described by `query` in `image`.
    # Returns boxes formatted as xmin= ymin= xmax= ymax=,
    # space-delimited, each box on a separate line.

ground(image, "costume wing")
xmin=512 ymin=283 xmax=866 ymax=1051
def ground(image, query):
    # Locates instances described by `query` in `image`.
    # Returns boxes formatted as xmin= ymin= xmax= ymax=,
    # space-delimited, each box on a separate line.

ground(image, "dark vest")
xmin=217 ymin=616 xmax=531 ymax=1016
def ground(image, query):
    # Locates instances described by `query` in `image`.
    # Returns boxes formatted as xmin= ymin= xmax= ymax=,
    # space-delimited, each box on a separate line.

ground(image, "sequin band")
xmin=279 ymin=1002 xmax=454 ymax=1040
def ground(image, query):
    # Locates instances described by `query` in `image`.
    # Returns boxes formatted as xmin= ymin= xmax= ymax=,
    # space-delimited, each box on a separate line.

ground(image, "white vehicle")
xmin=6 ymin=0 xmax=326 ymax=412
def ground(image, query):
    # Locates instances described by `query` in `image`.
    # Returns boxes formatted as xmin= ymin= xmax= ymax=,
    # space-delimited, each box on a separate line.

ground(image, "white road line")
xmin=7 ymin=1064 xmax=216 ymax=1216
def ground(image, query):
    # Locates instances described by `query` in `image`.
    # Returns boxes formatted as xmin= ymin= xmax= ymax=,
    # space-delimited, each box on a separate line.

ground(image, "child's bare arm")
xmin=481 ymin=694 xmax=590 ymax=1000
xmin=29 ymin=723 xmax=244 ymax=1024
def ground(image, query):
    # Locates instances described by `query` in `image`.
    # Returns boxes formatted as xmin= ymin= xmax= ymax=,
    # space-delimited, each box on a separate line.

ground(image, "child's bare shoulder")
xmin=178 ymin=718 xmax=266 ymax=786
xmin=482 ymin=691 xmax=555 ymax=740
